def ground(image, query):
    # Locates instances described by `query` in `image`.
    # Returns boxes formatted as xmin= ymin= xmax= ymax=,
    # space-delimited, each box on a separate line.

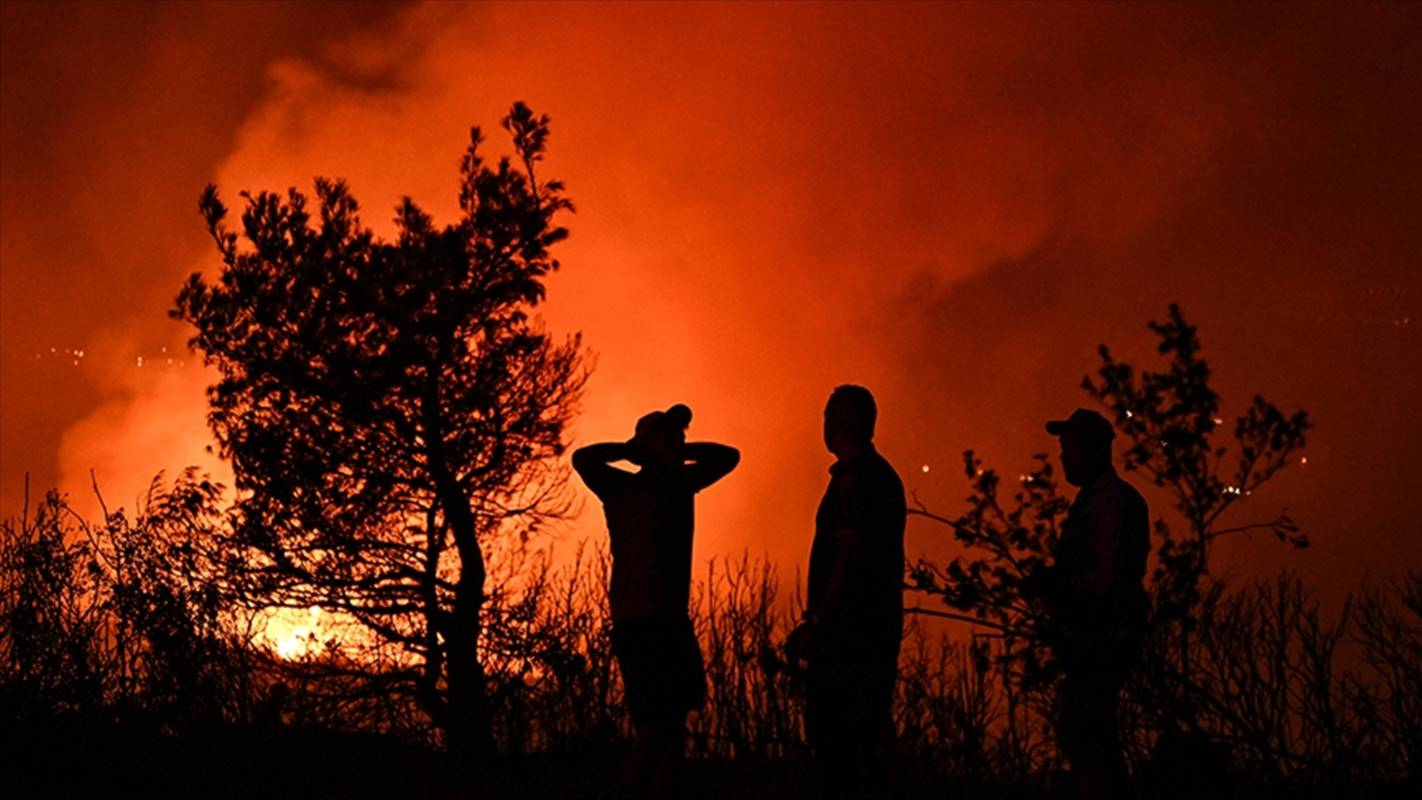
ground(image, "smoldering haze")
xmin=2 ymin=2 xmax=1419 ymax=606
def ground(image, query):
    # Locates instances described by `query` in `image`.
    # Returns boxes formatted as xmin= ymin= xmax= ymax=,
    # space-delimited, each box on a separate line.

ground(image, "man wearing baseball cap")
xmin=572 ymin=404 xmax=739 ymax=800
xmin=1038 ymin=408 xmax=1150 ymax=799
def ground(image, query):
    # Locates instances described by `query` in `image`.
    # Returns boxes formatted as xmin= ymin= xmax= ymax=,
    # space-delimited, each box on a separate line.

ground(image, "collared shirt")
xmin=807 ymin=446 xmax=907 ymax=640
xmin=1054 ymin=467 xmax=1150 ymax=598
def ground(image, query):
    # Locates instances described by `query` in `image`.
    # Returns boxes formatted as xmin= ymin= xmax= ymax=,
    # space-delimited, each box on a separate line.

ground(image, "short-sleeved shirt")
xmin=583 ymin=466 xmax=701 ymax=624
xmin=807 ymin=447 xmax=907 ymax=645
xmin=1054 ymin=467 xmax=1150 ymax=610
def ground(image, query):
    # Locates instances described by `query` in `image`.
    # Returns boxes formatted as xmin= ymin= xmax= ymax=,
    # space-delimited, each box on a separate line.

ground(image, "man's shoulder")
xmin=1102 ymin=471 xmax=1148 ymax=514
xmin=1109 ymin=470 xmax=1144 ymax=495
xmin=842 ymin=451 xmax=904 ymax=493
xmin=875 ymin=453 xmax=906 ymax=496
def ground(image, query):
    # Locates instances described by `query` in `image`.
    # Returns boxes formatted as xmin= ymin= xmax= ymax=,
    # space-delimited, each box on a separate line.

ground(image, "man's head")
xmin=631 ymin=404 xmax=691 ymax=468
xmin=1046 ymin=408 xmax=1115 ymax=487
xmin=824 ymin=384 xmax=876 ymax=457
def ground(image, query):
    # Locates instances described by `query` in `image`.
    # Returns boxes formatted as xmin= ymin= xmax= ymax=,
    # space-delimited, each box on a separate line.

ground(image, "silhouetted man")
xmin=788 ymin=385 xmax=906 ymax=798
xmin=572 ymin=404 xmax=738 ymax=800
xmin=1039 ymin=409 xmax=1150 ymax=800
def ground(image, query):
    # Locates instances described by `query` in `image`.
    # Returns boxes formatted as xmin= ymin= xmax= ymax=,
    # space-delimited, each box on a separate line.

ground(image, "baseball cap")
xmin=635 ymin=404 xmax=692 ymax=438
xmin=1045 ymin=408 xmax=1115 ymax=442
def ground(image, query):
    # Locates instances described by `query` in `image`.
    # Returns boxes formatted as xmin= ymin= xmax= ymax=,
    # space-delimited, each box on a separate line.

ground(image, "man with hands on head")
xmin=572 ymin=404 xmax=739 ymax=800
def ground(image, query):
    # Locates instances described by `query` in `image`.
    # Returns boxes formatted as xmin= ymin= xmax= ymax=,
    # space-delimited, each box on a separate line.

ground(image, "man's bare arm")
xmin=683 ymin=442 xmax=740 ymax=491
xmin=572 ymin=442 xmax=635 ymax=497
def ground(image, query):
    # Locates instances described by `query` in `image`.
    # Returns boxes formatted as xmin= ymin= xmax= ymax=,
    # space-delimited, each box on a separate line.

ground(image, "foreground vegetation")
xmin=1 ymin=478 xmax=1417 ymax=797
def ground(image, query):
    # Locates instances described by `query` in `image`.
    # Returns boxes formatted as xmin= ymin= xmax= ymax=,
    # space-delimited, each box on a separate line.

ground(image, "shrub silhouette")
xmin=0 ymin=471 xmax=250 ymax=728
xmin=3 ymin=481 xmax=1417 ymax=790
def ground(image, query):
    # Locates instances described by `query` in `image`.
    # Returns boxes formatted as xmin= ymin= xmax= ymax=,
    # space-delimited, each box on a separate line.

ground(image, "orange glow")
xmin=266 ymin=607 xmax=325 ymax=661
xmin=3 ymin=2 xmax=1421 ymax=610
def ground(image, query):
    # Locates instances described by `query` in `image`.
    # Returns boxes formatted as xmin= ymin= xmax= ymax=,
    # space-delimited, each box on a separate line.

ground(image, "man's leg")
xmin=1059 ymin=668 xmax=1128 ymax=800
xmin=613 ymin=623 xmax=656 ymax=798
xmin=859 ymin=666 xmax=898 ymax=799
xmin=806 ymin=668 xmax=852 ymax=797
xmin=809 ymin=659 xmax=896 ymax=799
xmin=621 ymin=618 xmax=699 ymax=800
xmin=633 ymin=717 xmax=686 ymax=800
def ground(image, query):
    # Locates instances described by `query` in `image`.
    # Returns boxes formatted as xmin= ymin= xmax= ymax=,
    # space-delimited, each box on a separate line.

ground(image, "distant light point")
xmin=921 ymin=464 xmax=930 ymax=474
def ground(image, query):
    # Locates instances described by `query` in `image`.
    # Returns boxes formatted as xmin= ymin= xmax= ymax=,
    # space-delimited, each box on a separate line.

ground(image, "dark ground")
xmin=1 ymin=718 xmax=1411 ymax=799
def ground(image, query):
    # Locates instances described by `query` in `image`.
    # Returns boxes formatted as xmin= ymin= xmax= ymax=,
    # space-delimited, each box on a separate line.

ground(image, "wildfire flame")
xmin=265 ymin=607 xmax=324 ymax=660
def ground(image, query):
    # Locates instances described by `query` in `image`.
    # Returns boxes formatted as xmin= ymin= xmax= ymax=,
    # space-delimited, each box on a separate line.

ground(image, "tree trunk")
xmin=422 ymin=369 xmax=495 ymax=759
xmin=446 ymin=536 xmax=495 ymax=759
xmin=418 ymin=511 xmax=449 ymax=735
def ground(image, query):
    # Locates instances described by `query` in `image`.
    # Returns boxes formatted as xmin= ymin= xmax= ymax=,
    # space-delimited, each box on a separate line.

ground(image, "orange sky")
xmin=3 ymin=2 xmax=1420 ymax=610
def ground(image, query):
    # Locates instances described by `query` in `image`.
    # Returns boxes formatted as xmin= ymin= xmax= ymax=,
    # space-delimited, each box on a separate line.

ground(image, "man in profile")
xmin=1038 ymin=409 xmax=1150 ymax=799
xmin=788 ymin=385 xmax=906 ymax=797
xmin=572 ymin=404 xmax=739 ymax=800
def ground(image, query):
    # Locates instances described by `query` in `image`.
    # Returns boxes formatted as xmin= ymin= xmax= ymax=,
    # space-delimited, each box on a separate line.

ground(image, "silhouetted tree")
xmin=1084 ymin=304 xmax=1311 ymax=640
xmin=172 ymin=102 xmax=585 ymax=758
xmin=906 ymin=451 xmax=1068 ymax=758
xmin=910 ymin=305 xmax=1312 ymax=750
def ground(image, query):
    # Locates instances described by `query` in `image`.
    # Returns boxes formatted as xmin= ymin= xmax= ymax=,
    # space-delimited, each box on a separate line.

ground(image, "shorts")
xmin=611 ymin=616 xmax=706 ymax=726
